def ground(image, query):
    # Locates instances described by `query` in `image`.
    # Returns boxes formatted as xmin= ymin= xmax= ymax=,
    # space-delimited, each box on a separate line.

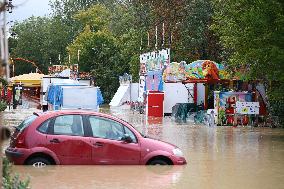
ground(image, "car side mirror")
xmin=121 ymin=134 xmax=132 ymax=143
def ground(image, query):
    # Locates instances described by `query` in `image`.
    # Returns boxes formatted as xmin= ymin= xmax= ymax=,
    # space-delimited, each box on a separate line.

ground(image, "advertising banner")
xmin=13 ymin=84 xmax=23 ymax=107
xmin=48 ymin=64 xmax=79 ymax=75
xmin=236 ymin=101 xmax=259 ymax=115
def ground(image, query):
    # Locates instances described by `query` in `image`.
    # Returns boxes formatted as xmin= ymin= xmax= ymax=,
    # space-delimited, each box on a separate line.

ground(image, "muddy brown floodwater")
xmin=1 ymin=106 xmax=284 ymax=189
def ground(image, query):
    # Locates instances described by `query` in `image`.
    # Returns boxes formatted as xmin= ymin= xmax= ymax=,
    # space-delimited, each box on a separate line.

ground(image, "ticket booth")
xmin=146 ymin=91 xmax=164 ymax=117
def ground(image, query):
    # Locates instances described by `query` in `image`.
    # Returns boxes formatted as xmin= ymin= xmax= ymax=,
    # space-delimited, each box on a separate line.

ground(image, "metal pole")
xmin=0 ymin=27 xmax=4 ymax=61
xmin=58 ymin=54 xmax=61 ymax=64
xmin=3 ymin=2 xmax=10 ymax=79
xmin=155 ymin=25 xmax=157 ymax=50
xmin=77 ymin=49 xmax=80 ymax=71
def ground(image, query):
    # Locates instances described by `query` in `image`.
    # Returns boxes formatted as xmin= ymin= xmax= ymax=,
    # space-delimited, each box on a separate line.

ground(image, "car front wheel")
xmin=27 ymin=157 xmax=51 ymax=168
xmin=148 ymin=159 xmax=169 ymax=165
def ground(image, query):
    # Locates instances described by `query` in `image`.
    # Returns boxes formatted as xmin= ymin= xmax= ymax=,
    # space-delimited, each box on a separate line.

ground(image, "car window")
xmin=53 ymin=115 xmax=84 ymax=136
xmin=16 ymin=115 xmax=37 ymax=131
xmin=124 ymin=126 xmax=137 ymax=143
xmin=37 ymin=119 xmax=51 ymax=133
xmin=89 ymin=116 xmax=124 ymax=141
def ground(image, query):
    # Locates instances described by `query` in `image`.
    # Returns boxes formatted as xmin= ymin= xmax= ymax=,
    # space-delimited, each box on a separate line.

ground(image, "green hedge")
xmin=0 ymin=101 xmax=7 ymax=112
xmin=2 ymin=157 xmax=30 ymax=189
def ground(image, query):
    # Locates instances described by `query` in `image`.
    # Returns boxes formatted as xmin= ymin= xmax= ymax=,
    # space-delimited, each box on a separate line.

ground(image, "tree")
xmin=48 ymin=0 xmax=117 ymax=49
xmin=9 ymin=16 xmax=72 ymax=75
xmin=211 ymin=0 xmax=284 ymax=123
xmin=67 ymin=4 xmax=128 ymax=102
xmin=130 ymin=0 xmax=222 ymax=63
xmin=10 ymin=17 xmax=51 ymax=75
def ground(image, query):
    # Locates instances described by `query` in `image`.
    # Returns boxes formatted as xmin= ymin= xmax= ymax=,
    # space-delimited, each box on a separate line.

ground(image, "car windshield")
xmin=116 ymin=118 xmax=147 ymax=138
xmin=16 ymin=115 xmax=37 ymax=131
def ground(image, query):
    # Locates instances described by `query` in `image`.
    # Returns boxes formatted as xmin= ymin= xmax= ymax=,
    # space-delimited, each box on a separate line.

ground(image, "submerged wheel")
xmin=148 ymin=159 xmax=169 ymax=165
xmin=26 ymin=157 xmax=51 ymax=168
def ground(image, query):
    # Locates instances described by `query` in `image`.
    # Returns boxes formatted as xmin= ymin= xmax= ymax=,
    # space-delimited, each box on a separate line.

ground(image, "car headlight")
xmin=172 ymin=148 xmax=184 ymax=157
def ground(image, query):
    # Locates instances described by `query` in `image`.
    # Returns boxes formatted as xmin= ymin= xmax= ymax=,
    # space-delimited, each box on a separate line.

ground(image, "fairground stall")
xmin=40 ymin=64 xmax=100 ymax=111
xmin=8 ymin=73 xmax=45 ymax=109
xmin=110 ymin=48 xmax=267 ymax=126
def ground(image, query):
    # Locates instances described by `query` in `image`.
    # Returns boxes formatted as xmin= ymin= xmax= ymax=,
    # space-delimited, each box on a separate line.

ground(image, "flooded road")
xmin=1 ymin=106 xmax=284 ymax=189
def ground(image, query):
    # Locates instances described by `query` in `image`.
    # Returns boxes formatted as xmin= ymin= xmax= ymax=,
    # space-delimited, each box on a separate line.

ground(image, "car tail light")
xmin=10 ymin=130 xmax=20 ymax=148
xmin=11 ymin=129 xmax=27 ymax=148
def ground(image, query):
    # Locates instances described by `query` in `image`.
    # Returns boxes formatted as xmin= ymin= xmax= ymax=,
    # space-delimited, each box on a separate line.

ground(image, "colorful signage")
xmin=236 ymin=101 xmax=259 ymax=115
xmin=48 ymin=64 xmax=79 ymax=75
xmin=163 ymin=60 xmax=230 ymax=82
xmin=139 ymin=49 xmax=170 ymax=75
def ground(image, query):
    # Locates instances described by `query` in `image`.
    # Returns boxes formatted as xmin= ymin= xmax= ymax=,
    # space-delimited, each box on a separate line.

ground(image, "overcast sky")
xmin=8 ymin=0 xmax=51 ymax=22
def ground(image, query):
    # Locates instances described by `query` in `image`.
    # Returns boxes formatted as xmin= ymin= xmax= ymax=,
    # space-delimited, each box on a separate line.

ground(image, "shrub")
xmin=2 ymin=157 xmax=30 ymax=189
xmin=0 ymin=101 xmax=7 ymax=112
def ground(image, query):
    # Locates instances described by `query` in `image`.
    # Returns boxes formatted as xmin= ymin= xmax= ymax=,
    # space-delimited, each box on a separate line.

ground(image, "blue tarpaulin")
xmin=97 ymin=89 xmax=104 ymax=105
xmin=46 ymin=83 xmax=85 ymax=106
xmin=46 ymin=83 xmax=104 ymax=110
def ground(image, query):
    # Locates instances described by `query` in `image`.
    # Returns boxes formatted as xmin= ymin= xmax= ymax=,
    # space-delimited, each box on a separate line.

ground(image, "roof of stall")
xmin=182 ymin=79 xmax=231 ymax=84
xmin=9 ymin=73 xmax=46 ymax=87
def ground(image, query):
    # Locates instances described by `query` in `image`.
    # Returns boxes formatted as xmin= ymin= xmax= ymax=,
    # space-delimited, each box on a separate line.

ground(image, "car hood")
xmin=140 ymin=137 xmax=177 ymax=153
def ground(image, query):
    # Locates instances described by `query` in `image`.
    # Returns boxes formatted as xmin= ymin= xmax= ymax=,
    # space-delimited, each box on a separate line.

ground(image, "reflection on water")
xmin=14 ymin=166 xmax=184 ymax=189
xmin=1 ymin=106 xmax=284 ymax=189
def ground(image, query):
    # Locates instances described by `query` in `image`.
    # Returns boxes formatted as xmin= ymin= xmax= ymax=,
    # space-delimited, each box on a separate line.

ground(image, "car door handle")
xmin=93 ymin=142 xmax=103 ymax=147
xmin=50 ymin=138 xmax=60 ymax=143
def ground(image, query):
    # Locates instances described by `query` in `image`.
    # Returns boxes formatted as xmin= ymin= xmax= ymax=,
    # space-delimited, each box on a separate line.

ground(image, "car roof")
xmin=35 ymin=110 xmax=124 ymax=123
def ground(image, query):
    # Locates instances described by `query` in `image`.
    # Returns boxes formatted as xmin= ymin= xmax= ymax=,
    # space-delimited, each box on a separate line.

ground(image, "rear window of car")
xmin=16 ymin=115 xmax=37 ymax=131
xmin=37 ymin=119 xmax=51 ymax=134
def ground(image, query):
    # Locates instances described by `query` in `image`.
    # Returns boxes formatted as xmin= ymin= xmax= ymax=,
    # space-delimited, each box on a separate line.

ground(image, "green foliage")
xmin=2 ymin=157 xmax=29 ymax=189
xmin=212 ymin=0 xmax=284 ymax=79
xmin=130 ymin=0 xmax=222 ymax=62
xmin=10 ymin=16 xmax=70 ymax=74
xmin=211 ymin=0 xmax=284 ymax=119
xmin=0 ymin=100 xmax=7 ymax=112
xmin=67 ymin=4 xmax=129 ymax=102
xmin=0 ymin=77 xmax=8 ymax=112
xmin=73 ymin=4 xmax=111 ymax=30
xmin=0 ymin=77 xmax=8 ymax=86
xmin=268 ymin=82 xmax=284 ymax=126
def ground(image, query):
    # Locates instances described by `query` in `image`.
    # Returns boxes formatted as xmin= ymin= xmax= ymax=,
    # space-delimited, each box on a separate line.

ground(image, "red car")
xmin=6 ymin=110 xmax=186 ymax=167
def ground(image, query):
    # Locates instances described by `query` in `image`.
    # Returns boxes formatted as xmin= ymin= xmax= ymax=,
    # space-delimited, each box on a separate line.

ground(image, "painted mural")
xmin=145 ymin=70 xmax=163 ymax=91
xmin=163 ymin=60 xmax=230 ymax=82
xmin=214 ymin=91 xmax=252 ymax=125
xmin=139 ymin=49 xmax=230 ymax=96
xmin=163 ymin=62 xmax=186 ymax=82
xmin=140 ymin=49 xmax=170 ymax=75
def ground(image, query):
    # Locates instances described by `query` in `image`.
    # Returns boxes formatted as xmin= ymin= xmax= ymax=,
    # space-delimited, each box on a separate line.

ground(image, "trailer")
xmin=40 ymin=77 xmax=77 ymax=111
xmin=45 ymin=83 xmax=103 ymax=111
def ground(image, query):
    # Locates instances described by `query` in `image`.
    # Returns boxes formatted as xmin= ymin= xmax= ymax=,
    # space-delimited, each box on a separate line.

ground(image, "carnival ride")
xmin=11 ymin=57 xmax=43 ymax=75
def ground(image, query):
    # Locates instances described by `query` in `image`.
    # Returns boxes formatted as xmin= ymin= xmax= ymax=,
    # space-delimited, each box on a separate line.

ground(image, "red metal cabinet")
xmin=146 ymin=91 xmax=164 ymax=117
